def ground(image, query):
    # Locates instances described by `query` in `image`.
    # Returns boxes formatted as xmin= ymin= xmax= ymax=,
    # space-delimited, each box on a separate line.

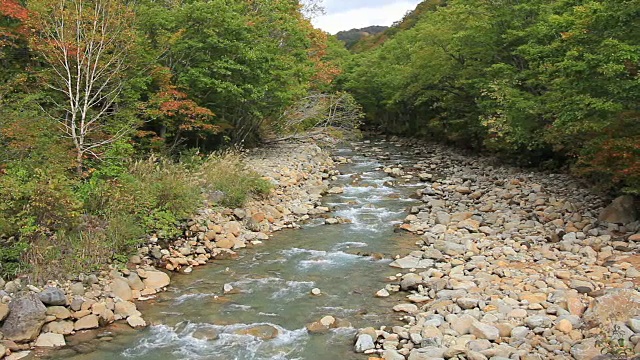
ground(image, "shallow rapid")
xmin=54 ymin=141 xmax=423 ymax=360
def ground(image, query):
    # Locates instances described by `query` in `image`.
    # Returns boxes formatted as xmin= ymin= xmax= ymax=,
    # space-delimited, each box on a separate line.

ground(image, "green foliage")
xmin=0 ymin=240 xmax=29 ymax=279
xmin=342 ymin=0 xmax=640 ymax=193
xmin=200 ymin=153 xmax=273 ymax=208
xmin=135 ymin=0 xmax=319 ymax=147
xmin=597 ymin=323 xmax=636 ymax=358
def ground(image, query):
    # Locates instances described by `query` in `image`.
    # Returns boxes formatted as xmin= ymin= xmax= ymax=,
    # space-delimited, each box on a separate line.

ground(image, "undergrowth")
xmin=0 ymin=148 xmax=272 ymax=282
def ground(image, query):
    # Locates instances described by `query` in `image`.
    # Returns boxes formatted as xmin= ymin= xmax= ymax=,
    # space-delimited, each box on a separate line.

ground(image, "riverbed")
xmin=52 ymin=140 xmax=423 ymax=360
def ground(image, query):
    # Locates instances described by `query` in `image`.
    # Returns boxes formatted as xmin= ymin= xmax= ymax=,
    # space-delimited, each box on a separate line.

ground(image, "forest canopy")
xmin=339 ymin=0 xmax=640 ymax=194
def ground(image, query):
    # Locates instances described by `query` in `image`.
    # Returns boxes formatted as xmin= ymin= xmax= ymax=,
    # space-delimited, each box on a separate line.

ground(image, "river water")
xmin=53 ymin=141 xmax=424 ymax=360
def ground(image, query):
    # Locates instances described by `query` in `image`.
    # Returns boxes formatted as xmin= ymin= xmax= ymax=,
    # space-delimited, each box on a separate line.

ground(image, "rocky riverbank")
xmin=351 ymin=138 xmax=640 ymax=360
xmin=0 ymin=137 xmax=339 ymax=359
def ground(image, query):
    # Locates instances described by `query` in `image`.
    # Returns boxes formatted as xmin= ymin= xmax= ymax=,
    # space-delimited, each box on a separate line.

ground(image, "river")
xmin=52 ymin=140 xmax=424 ymax=360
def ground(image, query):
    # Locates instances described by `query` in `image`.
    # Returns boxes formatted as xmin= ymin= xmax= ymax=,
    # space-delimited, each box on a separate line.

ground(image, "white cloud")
xmin=311 ymin=1 xmax=422 ymax=34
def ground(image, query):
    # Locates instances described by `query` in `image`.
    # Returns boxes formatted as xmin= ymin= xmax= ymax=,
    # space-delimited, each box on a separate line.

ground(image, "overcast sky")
xmin=311 ymin=0 xmax=422 ymax=34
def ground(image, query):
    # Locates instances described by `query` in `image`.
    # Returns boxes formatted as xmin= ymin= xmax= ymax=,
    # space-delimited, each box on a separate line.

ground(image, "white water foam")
xmin=228 ymin=277 xmax=283 ymax=293
xmin=269 ymin=280 xmax=315 ymax=301
xmin=281 ymin=247 xmax=364 ymax=269
xmin=123 ymin=322 xmax=308 ymax=360
xmin=332 ymin=242 xmax=368 ymax=251
xmin=174 ymin=293 xmax=217 ymax=305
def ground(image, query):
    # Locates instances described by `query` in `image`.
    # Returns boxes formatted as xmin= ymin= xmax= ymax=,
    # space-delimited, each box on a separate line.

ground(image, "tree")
xmin=29 ymin=0 xmax=137 ymax=175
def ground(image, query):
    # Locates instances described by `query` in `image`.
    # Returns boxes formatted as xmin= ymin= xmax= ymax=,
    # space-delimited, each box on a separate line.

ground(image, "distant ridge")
xmin=335 ymin=26 xmax=389 ymax=49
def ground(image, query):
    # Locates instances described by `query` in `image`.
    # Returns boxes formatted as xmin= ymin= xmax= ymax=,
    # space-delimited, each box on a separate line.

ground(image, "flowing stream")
xmin=53 ymin=140 xmax=424 ymax=360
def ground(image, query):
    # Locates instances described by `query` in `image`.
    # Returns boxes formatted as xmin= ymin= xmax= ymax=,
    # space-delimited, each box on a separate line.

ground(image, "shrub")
xmin=200 ymin=152 xmax=272 ymax=208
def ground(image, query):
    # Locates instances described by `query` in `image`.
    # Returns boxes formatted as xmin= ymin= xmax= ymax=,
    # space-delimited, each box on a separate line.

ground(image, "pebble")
xmin=350 ymin=139 xmax=640 ymax=359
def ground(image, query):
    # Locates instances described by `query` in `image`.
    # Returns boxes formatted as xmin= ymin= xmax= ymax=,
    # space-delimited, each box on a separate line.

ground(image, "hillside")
xmin=335 ymin=25 xmax=388 ymax=49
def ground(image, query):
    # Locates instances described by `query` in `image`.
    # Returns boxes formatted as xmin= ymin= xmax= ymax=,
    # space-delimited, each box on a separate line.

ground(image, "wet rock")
xmin=354 ymin=334 xmax=375 ymax=353
xmin=192 ymin=327 xmax=219 ymax=341
xmin=235 ymin=324 xmax=280 ymax=340
xmin=0 ymin=293 xmax=46 ymax=342
xmin=306 ymin=321 xmax=329 ymax=333
xmin=320 ymin=315 xmax=335 ymax=327
xmin=127 ymin=316 xmax=147 ymax=328
xmin=38 ymin=288 xmax=66 ymax=306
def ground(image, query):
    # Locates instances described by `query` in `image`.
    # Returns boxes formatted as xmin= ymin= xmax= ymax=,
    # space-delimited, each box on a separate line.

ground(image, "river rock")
xmin=38 ymin=288 xmax=66 ymax=306
xmin=74 ymin=314 xmax=99 ymax=330
xmin=583 ymin=289 xmax=640 ymax=328
xmin=69 ymin=282 xmax=85 ymax=296
xmin=570 ymin=338 xmax=601 ymax=360
xmin=142 ymin=270 xmax=171 ymax=290
xmin=408 ymin=347 xmax=446 ymax=359
xmin=111 ymin=278 xmax=133 ymax=301
xmin=34 ymin=333 xmax=65 ymax=348
xmin=354 ymin=334 xmax=375 ymax=353
xmin=126 ymin=273 xmax=145 ymax=291
xmin=470 ymin=321 xmax=500 ymax=341
xmin=127 ymin=316 xmax=147 ymax=328
xmin=306 ymin=321 xmax=329 ymax=333
xmin=598 ymin=195 xmax=637 ymax=224
xmin=400 ymin=273 xmax=423 ymax=290
xmin=114 ymin=301 xmax=141 ymax=318
xmin=320 ymin=315 xmax=335 ymax=327
xmin=393 ymin=303 xmax=418 ymax=313
xmin=0 ymin=293 xmax=47 ymax=342
xmin=383 ymin=349 xmax=406 ymax=360
xmin=42 ymin=320 xmax=74 ymax=335
xmin=525 ymin=315 xmax=552 ymax=329
xmin=235 ymin=324 xmax=280 ymax=340
xmin=390 ymin=255 xmax=434 ymax=269
xmin=46 ymin=306 xmax=71 ymax=320
xmin=0 ymin=303 xmax=8 ymax=321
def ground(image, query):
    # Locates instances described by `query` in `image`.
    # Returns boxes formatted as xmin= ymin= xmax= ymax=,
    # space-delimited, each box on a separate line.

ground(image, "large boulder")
xmin=599 ymin=195 xmax=637 ymax=224
xmin=0 ymin=293 xmax=47 ymax=342
xmin=583 ymin=289 xmax=640 ymax=328
xmin=234 ymin=324 xmax=279 ymax=340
